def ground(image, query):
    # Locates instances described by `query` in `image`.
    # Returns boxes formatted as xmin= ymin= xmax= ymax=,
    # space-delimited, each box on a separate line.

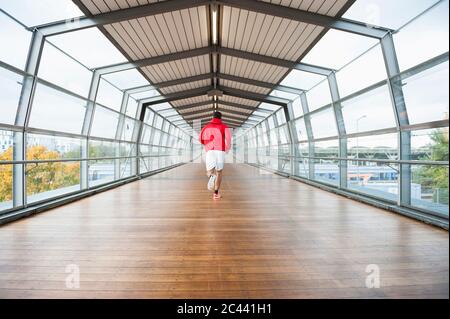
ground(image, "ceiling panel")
xmin=220 ymin=55 xmax=288 ymax=84
xmin=160 ymin=79 xmax=211 ymax=95
xmin=141 ymin=54 xmax=210 ymax=83
xmin=220 ymin=79 xmax=271 ymax=95
xmin=171 ymin=95 xmax=211 ymax=107
xmin=221 ymin=95 xmax=259 ymax=108
xmin=218 ymin=104 xmax=253 ymax=114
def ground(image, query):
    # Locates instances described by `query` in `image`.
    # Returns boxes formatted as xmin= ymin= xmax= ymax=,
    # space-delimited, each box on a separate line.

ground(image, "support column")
xmin=286 ymin=102 xmax=299 ymax=177
xmin=14 ymin=31 xmax=46 ymax=207
xmin=81 ymin=71 xmax=101 ymax=190
xmin=300 ymin=93 xmax=315 ymax=180
xmin=115 ymin=92 xmax=130 ymax=179
xmin=381 ymin=34 xmax=411 ymax=206
xmin=328 ymin=73 xmax=347 ymax=189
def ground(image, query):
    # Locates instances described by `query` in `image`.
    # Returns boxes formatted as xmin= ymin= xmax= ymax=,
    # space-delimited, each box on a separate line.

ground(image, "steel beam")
xmin=96 ymin=47 xmax=212 ymax=75
xmin=217 ymin=73 xmax=304 ymax=95
xmin=219 ymin=86 xmax=289 ymax=107
xmin=299 ymin=93 xmax=315 ymax=180
xmin=381 ymin=34 xmax=411 ymax=206
xmin=142 ymin=87 xmax=211 ymax=105
xmin=328 ymin=73 xmax=347 ymax=189
xmin=216 ymin=0 xmax=392 ymax=39
xmin=35 ymin=0 xmax=211 ymax=36
xmin=174 ymin=101 xmax=214 ymax=111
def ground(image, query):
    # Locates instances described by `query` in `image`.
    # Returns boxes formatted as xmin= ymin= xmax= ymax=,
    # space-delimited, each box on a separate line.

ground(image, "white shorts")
xmin=205 ymin=150 xmax=226 ymax=171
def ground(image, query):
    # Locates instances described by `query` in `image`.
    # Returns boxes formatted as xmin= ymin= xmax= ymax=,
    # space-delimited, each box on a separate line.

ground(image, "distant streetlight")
xmin=356 ymin=115 xmax=367 ymax=186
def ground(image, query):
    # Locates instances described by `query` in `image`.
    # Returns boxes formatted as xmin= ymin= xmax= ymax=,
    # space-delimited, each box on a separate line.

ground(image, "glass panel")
xmin=276 ymin=110 xmax=286 ymax=125
xmin=88 ymin=140 xmax=116 ymax=187
xmin=26 ymin=161 xmax=81 ymax=204
xmin=270 ymin=90 xmax=299 ymax=101
xmin=314 ymin=140 xmax=339 ymax=158
xmin=90 ymin=105 xmax=119 ymax=139
xmin=0 ymin=0 xmax=83 ymax=26
xmin=121 ymin=118 xmax=137 ymax=142
xmin=0 ymin=66 xmax=24 ymax=125
xmin=27 ymin=134 xmax=82 ymax=160
xmin=103 ymin=69 xmax=149 ymax=90
xmin=39 ymin=42 xmax=92 ymax=97
xmin=402 ymin=61 xmax=449 ymax=125
xmin=310 ymin=108 xmax=338 ymax=139
xmin=342 ymin=85 xmax=397 ymax=134
xmin=89 ymin=159 xmax=114 ymax=187
xmin=126 ymin=97 xmax=138 ymax=118
xmin=394 ymin=0 xmax=449 ymax=71
xmin=292 ymin=97 xmax=303 ymax=119
xmin=96 ymin=79 xmax=123 ymax=112
xmin=302 ymin=29 xmax=378 ymax=70
xmin=48 ymin=28 xmax=127 ymax=68
xmin=411 ymin=164 xmax=448 ymax=216
xmin=154 ymin=116 xmax=163 ymax=130
xmin=314 ymin=159 xmax=340 ymax=186
xmin=344 ymin=0 xmax=438 ymax=30
xmin=0 ymin=11 xmax=31 ymax=70
xmin=347 ymin=134 xmax=399 ymax=161
xmin=296 ymin=158 xmax=309 ymax=178
xmin=145 ymin=109 xmax=155 ymax=125
xmin=336 ymin=45 xmax=387 ymax=98
xmin=29 ymin=83 xmax=87 ymax=134
xmin=0 ymin=130 xmax=14 ymax=210
xmin=410 ymin=128 xmax=449 ymax=161
xmin=347 ymin=162 xmax=399 ymax=202
xmin=294 ymin=118 xmax=308 ymax=141
xmin=281 ymin=69 xmax=326 ymax=90
xmin=307 ymin=80 xmax=332 ymax=111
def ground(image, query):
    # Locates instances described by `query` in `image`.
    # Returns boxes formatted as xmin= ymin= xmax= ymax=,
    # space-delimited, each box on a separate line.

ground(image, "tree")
xmin=0 ymin=146 xmax=80 ymax=203
xmin=413 ymin=129 xmax=449 ymax=204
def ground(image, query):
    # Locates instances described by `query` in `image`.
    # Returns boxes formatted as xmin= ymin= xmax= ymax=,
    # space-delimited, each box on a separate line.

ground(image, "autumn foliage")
xmin=0 ymin=146 xmax=80 ymax=202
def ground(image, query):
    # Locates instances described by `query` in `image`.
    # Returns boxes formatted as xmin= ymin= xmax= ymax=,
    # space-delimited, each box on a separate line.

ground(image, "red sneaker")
xmin=213 ymin=193 xmax=222 ymax=200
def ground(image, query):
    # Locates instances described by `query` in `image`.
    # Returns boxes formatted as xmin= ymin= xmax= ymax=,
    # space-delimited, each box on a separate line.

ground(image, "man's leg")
xmin=215 ymin=170 xmax=223 ymax=193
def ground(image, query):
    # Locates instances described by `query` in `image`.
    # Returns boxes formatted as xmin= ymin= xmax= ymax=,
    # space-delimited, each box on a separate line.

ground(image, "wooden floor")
xmin=0 ymin=163 xmax=448 ymax=299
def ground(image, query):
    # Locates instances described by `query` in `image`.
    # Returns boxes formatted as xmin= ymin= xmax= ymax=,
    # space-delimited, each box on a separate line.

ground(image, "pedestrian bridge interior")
xmin=0 ymin=0 xmax=448 ymax=299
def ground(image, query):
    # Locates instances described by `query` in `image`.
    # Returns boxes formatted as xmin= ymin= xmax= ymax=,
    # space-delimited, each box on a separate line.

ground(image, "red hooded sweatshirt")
xmin=199 ymin=118 xmax=232 ymax=152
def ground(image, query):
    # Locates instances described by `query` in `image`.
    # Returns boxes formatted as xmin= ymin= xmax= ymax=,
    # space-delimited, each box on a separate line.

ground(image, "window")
xmin=294 ymin=118 xmax=308 ymax=142
xmin=120 ymin=118 xmax=136 ymax=142
xmin=26 ymin=135 xmax=82 ymax=204
xmin=96 ymin=79 xmax=123 ymax=112
xmin=103 ymin=69 xmax=149 ymax=90
xmin=281 ymin=69 xmax=326 ymax=90
xmin=394 ymin=0 xmax=449 ymax=72
xmin=310 ymin=108 xmax=338 ymax=139
xmin=292 ymin=97 xmax=303 ymax=119
xmin=306 ymin=80 xmax=332 ymax=111
xmin=302 ymin=29 xmax=378 ymax=70
xmin=344 ymin=0 xmax=438 ymax=30
xmin=0 ymin=130 xmax=14 ymax=210
xmin=342 ymin=85 xmax=397 ymax=134
xmin=401 ymin=61 xmax=449 ymax=125
xmin=39 ymin=42 xmax=92 ymax=97
xmin=90 ymin=105 xmax=119 ymax=139
xmin=270 ymin=90 xmax=299 ymax=101
xmin=336 ymin=44 xmax=387 ymax=98
xmin=411 ymin=164 xmax=448 ymax=216
xmin=89 ymin=140 xmax=116 ymax=187
xmin=410 ymin=128 xmax=449 ymax=161
xmin=29 ymin=83 xmax=87 ymax=135
xmin=126 ymin=97 xmax=138 ymax=118
xmin=0 ymin=66 xmax=24 ymax=125
xmin=0 ymin=0 xmax=83 ymax=26
xmin=0 ymin=11 xmax=31 ymax=70
xmin=347 ymin=134 xmax=398 ymax=160
xmin=348 ymin=163 xmax=399 ymax=202
xmin=47 ymin=28 xmax=127 ymax=68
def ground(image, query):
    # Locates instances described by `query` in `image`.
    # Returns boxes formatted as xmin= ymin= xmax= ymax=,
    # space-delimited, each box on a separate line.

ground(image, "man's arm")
xmin=224 ymin=127 xmax=232 ymax=152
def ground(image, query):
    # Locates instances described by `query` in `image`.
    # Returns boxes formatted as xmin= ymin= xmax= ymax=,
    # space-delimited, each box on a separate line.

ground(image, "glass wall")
xmin=0 ymin=9 xmax=193 ymax=216
xmin=239 ymin=1 xmax=449 ymax=221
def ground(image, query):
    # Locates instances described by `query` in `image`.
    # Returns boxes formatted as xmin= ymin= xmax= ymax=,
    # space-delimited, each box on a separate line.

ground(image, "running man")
xmin=199 ymin=111 xmax=232 ymax=200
